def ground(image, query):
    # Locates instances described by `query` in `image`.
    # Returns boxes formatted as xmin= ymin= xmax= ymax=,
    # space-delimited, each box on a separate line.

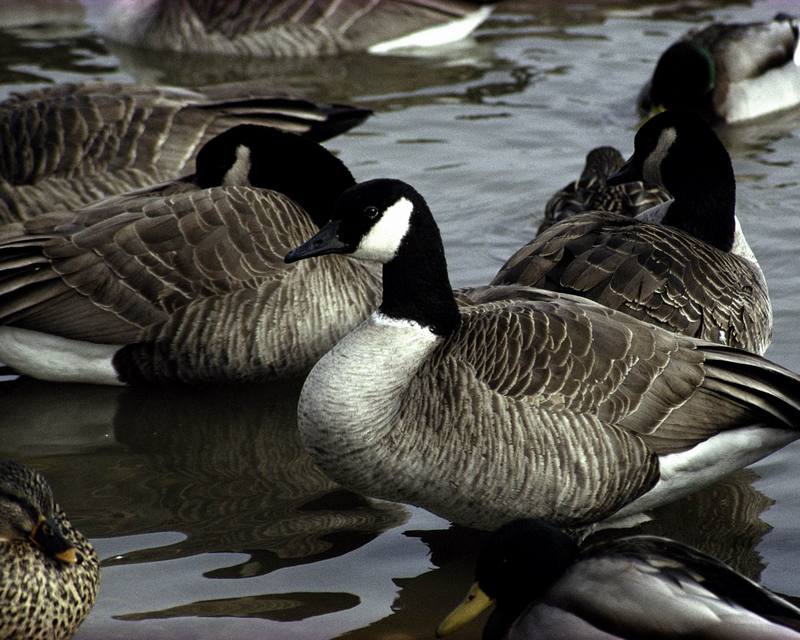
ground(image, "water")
xmin=1 ymin=1 xmax=799 ymax=638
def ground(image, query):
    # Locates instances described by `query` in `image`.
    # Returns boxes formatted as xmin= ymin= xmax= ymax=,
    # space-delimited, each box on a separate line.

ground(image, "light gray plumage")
xmin=0 ymin=81 xmax=371 ymax=223
xmin=0 ymin=126 xmax=381 ymax=383
xmin=494 ymin=111 xmax=772 ymax=354
xmin=98 ymin=0 xmax=495 ymax=58
xmin=286 ymin=178 xmax=800 ymax=531
xmin=538 ymin=146 xmax=669 ymax=235
xmin=439 ymin=520 xmax=800 ymax=640
xmin=638 ymin=13 xmax=800 ymax=123
xmin=0 ymin=460 xmax=99 ymax=640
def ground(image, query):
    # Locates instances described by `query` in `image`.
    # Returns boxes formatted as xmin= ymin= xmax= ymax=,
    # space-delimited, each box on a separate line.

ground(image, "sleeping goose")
xmin=0 ymin=459 xmax=99 ymax=640
xmin=437 ymin=519 xmax=800 ymax=640
xmin=0 ymin=125 xmax=381 ymax=384
xmin=0 ymin=80 xmax=371 ymax=222
xmin=98 ymin=0 xmax=495 ymax=58
xmin=538 ymin=146 xmax=669 ymax=235
xmin=284 ymin=177 xmax=800 ymax=531
xmin=494 ymin=110 xmax=772 ymax=354
xmin=638 ymin=13 xmax=800 ymax=123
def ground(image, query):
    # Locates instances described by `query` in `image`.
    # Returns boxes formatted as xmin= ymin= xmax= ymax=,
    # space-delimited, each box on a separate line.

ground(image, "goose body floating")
xmin=98 ymin=0 xmax=495 ymax=58
xmin=438 ymin=519 xmax=800 ymax=640
xmin=0 ymin=460 xmax=99 ymax=640
xmin=495 ymin=111 xmax=772 ymax=354
xmin=638 ymin=14 xmax=800 ymax=123
xmin=285 ymin=177 xmax=800 ymax=531
xmin=538 ymin=146 xmax=669 ymax=235
xmin=0 ymin=125 xmax=381 ymax=384
xmin=0 ymin=81 xmax=371 ymax=223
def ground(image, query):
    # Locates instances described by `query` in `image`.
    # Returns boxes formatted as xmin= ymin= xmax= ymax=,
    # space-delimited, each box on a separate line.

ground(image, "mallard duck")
xmin=494 ymin=110 xmax=772 ymax=354
xmin=0 ymin=80 xmax=371 ymax=222
xmin=97 ymin=0 xmax=495 ymax=58
xmin=0 ymin=459 xmax=99 ymax=640
xmin=0 ymin=125 xmax=381 ymax=384
xmin=438 ymin=519 xmax=800 ymax=639
xmin=638 ymin=13 xmax=800 ymax=123
xmin=538 ymin=146 xmax=669 ymax=235
xmin=284 ymin=177 xmax=800 ymax=530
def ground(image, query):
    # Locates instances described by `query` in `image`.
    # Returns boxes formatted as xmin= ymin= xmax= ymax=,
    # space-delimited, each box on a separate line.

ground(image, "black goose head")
xmin=193 ymin=124 xmax=356 ymax=228
xmin=648 ymin=41 xmax=716 ymax=115
xmin=285 ymin=178 xmax=429 ymax=264
xmin=437 ymin=519 xmax=578 ymax=639
xmin=0 ymin=460 xmax=78 ymax=564
xmin=608 ymin=110 xmax=736 ymax=251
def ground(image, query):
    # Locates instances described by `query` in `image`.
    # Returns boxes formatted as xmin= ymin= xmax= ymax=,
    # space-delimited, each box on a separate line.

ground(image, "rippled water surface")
xmin=1 ymin=1 xmax=800 ymax=638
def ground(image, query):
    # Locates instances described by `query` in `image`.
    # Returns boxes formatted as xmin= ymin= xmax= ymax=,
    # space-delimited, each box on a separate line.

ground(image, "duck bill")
xmin=436 ymin=582 xmax=494 ymax=637
xmin=606 ymin=156 xmax=641 ymax=186
xmin=285 ymin=220 xmax=348 ymax=263
xmin=30 ymin=515 xmax=78 ymax=565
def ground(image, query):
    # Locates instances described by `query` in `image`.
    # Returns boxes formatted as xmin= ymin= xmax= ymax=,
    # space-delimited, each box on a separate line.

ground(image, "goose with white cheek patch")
xmin=495 ymin=110 xmax=771 ymax=355
xmin=0 ymin=80 xmax=371 ymax=223
xmin=0 ymin=125 xmax=381 ymax=384
xmin=438 ymin=519 xmax=800 ymax=640
xmin=285 ymin=178 xmax=800 ymax=531
xmin=0 ymin=460 xmax=99 ymax=640
xmin=538 ymin=146 xmax=669 ymax=235
xmin=638 ymin=13 xmax=800 ymax=123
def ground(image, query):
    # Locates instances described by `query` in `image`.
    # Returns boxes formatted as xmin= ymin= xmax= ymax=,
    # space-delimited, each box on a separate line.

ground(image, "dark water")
xmin=0 ymin=1 xmax=799 ymax=638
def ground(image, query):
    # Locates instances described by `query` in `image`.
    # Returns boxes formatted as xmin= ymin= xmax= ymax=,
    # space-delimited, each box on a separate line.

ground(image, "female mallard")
xmin=0 ymin=80 xmax=371 ymax=223
xmin=0 ymin=459 xmax=99 ymax=640
xmin=638 ymin=14 xmax=800 ymax=123
xmin=284 ymin=177 xmax=800 ymax=531
xmin=0 ymin=125 xmax=381 ymax=384
xmin=538 ymin=146 xmax=669 ymax=235
xmin=438 ymin=519 xmax=800 ymax=639
xmin=98 ymin=0 xmax=495 ymax=58
xmin=494 ymin=110 xmax=772 ymax=354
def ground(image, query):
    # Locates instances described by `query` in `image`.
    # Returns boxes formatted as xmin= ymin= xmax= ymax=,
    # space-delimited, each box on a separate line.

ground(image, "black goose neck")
xmin=660 ymin=137 xmax=735 ymax=252
xmin=379 ymin=203 xmax=460 ymax=338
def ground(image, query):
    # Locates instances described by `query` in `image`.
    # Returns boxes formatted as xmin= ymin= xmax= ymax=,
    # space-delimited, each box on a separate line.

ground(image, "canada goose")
xmin=0 ymin=125 xmax=381 ymax=384
xmin=494 ymin=110 xmax=772 ymax=354
xmin=98 ymin=0 xmax=495 ymax=58
xmin=284 ymin=177 xmax=800 ymax=531
xmin=638 ymin=13 xmax=800 ymax=123
xmin=437 ymin=519 xmax=800 ymax=640
xmin=0 ymin=459 xmax=99 ymax=640
xmin=538 ymin=146 xmax=669 ymax=235
xmin=0 ymin=80 xmax=371 ymax=222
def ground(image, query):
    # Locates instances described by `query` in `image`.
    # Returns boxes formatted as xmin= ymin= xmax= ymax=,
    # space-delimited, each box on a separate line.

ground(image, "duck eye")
xmin=364 ymin=206 xmax=379 ymax=219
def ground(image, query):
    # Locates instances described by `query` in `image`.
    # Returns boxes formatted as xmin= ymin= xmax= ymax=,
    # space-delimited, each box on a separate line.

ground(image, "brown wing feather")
xmin=492 ymin=212 xmax=771 ymax=354
xmin=0 ymin=186 xmax=317 ymax=342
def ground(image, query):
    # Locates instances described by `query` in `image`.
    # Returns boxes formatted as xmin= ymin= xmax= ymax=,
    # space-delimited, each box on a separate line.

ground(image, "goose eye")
xmin=364 ymin=206 xmax=379 ymax=219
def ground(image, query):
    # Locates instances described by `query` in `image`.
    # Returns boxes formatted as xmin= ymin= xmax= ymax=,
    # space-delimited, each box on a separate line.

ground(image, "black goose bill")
xmin=285 ymin=221 xmax=350 ymax=263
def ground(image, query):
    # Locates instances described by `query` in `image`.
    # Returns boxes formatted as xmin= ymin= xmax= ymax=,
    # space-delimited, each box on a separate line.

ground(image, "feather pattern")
xmin=494 ymin=212 xmax=772 ymax=354
xmin=100 ymin=0 xmax=495 ymax=58
xmin=0 ymin=81 xmax=371 ymax=222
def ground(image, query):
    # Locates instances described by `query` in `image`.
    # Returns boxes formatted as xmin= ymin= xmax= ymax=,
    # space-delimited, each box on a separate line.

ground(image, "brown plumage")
xmin=494 ymin=111 xmax=772 ymax=354
xmin=98 ymin=0 xmax=494 ymax=58
xmin=0 ymin=126 xmax=381 ymax=383
xmin=0 ymin=460 xmax=99 ymax=640
xmin=0 ymin=80 xmax=371 ymax=222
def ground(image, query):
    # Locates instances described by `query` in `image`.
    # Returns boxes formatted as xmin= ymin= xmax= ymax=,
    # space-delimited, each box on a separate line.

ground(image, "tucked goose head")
xmin=608 ymin=110 xmax=735 ymax=251
xmin=194 ymin=124 xmax=356 ymax=227
xmin=437 ymin=519 xmax=578 ymax=638
xmin=0 ymin=460 xmax=78 ymax=564
xmin=648 ymin=41 xmax=716 ymax=115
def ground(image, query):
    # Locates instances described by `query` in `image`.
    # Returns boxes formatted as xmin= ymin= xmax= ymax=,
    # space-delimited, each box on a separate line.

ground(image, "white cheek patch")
xmin=223 ymin=145 xmax=252 ymax=186
xmin=643 ymin=127 xmax=677 ymax=187
xmin=354 ymin=197 xmax=414 ymax=262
